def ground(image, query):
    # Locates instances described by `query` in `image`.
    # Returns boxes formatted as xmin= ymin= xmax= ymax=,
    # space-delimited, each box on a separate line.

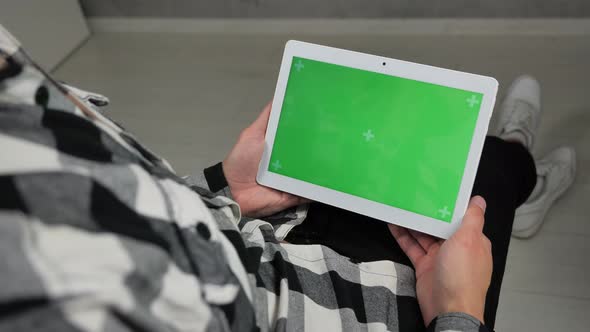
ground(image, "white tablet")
xmin=257 ymin=40 xmax=498 ymax=239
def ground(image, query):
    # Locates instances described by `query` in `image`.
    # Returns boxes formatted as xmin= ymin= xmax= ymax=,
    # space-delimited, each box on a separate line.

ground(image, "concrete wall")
xmin=79 ymin=0 xmax=590 ymax=18
xmin=0 ymin=0 xmax=89 ymax=70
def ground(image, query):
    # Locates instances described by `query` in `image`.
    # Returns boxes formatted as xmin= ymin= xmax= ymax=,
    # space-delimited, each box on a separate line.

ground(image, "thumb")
xmin=248 ymin=101 xmax=272 ymax=134
xmin=460 ymin=196 xmax=487 ymax=233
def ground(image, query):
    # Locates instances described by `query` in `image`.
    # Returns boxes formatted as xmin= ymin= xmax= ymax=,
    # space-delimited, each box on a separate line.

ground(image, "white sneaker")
xmin=497 ymin=75 xmax=542 ymax=150
xmin=512 ymin=147 xmax=577 ymax=238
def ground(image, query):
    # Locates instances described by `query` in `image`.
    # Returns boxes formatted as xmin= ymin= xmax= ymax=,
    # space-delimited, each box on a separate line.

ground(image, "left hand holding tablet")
xmin=222 ymin=102 xmax=309 ymax=218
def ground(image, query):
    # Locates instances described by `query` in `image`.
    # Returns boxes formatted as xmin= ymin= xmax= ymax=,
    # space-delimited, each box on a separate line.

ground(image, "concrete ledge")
xmin=89 ymin=18 xmax=590 ymax=35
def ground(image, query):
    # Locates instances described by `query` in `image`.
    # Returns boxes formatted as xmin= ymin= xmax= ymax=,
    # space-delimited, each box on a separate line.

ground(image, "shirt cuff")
xmin=203 ymin=162 xmax=229 ymax=192
xmin=426 ymin=312 xmax=492 ymax=332
xmin=183 ymin=162 xmax=234 ymax=199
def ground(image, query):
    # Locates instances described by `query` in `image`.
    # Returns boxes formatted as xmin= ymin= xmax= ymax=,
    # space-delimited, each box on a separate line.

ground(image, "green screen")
xmin=269 ymin=57 xmax=482 ymax=223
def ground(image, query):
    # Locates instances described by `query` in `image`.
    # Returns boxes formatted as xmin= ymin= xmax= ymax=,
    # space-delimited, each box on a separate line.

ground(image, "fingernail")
xmin=471 ymin=196 xmax=487 ymax=212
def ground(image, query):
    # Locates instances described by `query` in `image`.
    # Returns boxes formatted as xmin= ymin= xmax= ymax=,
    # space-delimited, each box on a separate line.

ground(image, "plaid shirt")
xmin=0 ymin=26 xmax=491 ymax=332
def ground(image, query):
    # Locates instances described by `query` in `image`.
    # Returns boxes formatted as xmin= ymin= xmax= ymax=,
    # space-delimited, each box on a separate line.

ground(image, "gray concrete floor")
xmin=55 ymin=31 xmax=589 ymax=331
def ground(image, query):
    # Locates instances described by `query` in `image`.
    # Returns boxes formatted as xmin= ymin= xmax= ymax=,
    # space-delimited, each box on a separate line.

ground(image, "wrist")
xmin=219 ymin=162 xmax=253 ymax=215
xmin=220 ymin=162 xmax=238 ymax=196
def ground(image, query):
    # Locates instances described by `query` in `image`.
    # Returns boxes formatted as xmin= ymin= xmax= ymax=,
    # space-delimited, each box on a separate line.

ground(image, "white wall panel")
xmin=0 ymin=0 xmax=90 ymax=70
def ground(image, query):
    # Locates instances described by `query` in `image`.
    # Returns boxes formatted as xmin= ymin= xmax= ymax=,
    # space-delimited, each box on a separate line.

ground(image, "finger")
xmin=298 ymin=197 xmax=313 ymax=205
xmin=408 ymin=229 xmax=439 ymax=252
xmin=461 ymin=196 xmax=487 ymax=233
xmin=388 ymin=225 xmax=426 ymax=266
xmin=249 ymin=101 xmax=272 ymax=134
xmin=427 ymin=240 xmax=442 ymax=257
xmin=280 ymin=193 xmax=312 ymax=210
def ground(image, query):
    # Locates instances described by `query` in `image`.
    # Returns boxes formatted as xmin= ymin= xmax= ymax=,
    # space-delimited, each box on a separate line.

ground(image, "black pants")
xmin=285 ymin=136 xmax=537 ymax=330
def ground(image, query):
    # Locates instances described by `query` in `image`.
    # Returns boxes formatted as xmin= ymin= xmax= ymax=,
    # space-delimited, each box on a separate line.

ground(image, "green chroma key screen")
xmin=269 ymin=57 xmax=482 ymax=222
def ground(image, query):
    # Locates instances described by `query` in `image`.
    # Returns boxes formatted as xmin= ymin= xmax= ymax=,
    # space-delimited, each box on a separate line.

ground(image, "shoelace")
xmin=503 ymin=99 xmax=536 ymax=132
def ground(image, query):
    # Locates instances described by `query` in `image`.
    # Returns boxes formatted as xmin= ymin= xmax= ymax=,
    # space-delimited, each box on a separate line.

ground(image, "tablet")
xmin=257 ymin=40 xmax=498 ymax=239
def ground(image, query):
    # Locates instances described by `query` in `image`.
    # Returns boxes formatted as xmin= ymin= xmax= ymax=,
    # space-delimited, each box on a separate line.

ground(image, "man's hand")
xmin=222 ymin=102 xmax=309 ymax=218
xmin=388 ymin=196 xmax=492 ymax=326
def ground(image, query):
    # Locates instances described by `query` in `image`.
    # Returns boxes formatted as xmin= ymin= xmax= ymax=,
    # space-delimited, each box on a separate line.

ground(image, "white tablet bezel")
xmin=256 ymin=40 xmax=498 ymax=239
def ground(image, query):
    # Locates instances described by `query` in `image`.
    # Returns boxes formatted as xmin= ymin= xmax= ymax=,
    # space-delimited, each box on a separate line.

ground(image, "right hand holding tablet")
xmin=388 ymin=196 xmax=492 ymax=326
